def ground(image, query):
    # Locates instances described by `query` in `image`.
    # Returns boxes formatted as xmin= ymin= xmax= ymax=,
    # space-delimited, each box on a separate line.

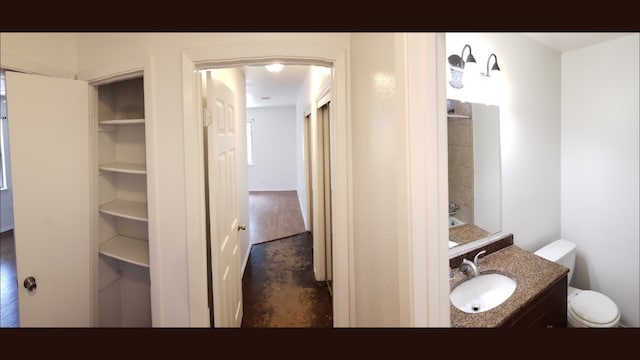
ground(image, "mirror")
xmin=447 ymin=99 xmax=501 ymax=250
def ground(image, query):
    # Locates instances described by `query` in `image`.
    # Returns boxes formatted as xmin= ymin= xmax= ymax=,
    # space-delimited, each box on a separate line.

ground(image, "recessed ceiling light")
xmin=265 ymin=63 xmax=284 ymax=73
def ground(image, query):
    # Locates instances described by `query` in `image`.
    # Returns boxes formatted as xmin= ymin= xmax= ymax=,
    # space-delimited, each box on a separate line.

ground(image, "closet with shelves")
xmin=95 ymin=76 xmax=151 ymax=327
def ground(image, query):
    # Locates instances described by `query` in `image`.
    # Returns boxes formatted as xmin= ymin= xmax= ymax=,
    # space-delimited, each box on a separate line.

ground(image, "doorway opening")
xmin=196 ymin=62 xmax=335 ymax=327
xmin=182 ymin=43 xmax=350 ymax=327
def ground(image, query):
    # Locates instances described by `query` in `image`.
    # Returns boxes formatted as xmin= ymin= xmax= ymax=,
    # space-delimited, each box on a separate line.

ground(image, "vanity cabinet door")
xmin=502 ymin=275 xmax=568 ymax=328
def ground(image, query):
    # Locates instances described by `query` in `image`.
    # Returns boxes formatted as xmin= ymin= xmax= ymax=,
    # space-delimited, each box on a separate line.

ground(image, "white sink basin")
xmin=450 ymin=273 xmax=516 ymax=313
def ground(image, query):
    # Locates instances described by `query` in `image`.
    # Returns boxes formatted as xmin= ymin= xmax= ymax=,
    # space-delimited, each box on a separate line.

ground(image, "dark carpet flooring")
xmin=241 ymin=232 xmax=333 ymax=328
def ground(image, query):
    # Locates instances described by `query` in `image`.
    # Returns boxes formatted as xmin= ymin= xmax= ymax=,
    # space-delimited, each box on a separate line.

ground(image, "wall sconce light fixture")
xmin=483 ymin=53 xmax=501 ymax=77
xmin=448 ymin=44 xmax=477 ymax=89
xmin=447 ymin=43 xmax=504 ymax=105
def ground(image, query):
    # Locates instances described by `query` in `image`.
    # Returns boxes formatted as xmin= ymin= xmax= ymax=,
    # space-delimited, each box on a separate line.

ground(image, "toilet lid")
xmin=568 ymin=290 xmax=620 ymax=326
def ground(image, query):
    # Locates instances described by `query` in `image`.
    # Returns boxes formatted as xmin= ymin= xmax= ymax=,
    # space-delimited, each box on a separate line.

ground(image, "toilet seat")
xmin=568 ymin=290 xmax=620 ymax=327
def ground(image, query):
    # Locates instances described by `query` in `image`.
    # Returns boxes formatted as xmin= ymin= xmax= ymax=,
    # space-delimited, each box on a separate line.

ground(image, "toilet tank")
xmin=534 ymin=239 xmax=576 ymax=283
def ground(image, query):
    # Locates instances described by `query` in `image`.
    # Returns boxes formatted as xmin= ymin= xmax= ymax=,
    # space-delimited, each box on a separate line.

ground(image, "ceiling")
xmin=245 ymin=65 xmax=311 ymax=108
xmin=522 ymin=32 xmax=635 ymax=52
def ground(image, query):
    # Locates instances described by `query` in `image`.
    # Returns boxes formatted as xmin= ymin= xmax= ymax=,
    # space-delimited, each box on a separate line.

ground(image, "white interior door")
xmin=206 ymin=76 xmax=243 ymax=327
xmin=5 ymin=71 xmax=91 ymax=327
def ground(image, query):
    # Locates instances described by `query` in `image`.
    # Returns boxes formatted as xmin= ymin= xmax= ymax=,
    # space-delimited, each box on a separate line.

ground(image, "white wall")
xmin=294 ymin=66 xmax=332 ymax=282
xmin=1 ymin=99 xmax=14 ymax=232
xmin=295 ymin=73 xmax=311 ymax=231
xmin=446 ymin=33 xmax=562 ymax=252
xmin=350 ymin=33 xmax=409 ymax=326
xmin=246 ymin=106 xmax=297 ymax=191
xmin=295 ymin=66 xmax=331 ymax=232
xmin=0 ymin=33 xmax=78 ymax=78
xmin=561 ymin=34 xmax=639 ymax=327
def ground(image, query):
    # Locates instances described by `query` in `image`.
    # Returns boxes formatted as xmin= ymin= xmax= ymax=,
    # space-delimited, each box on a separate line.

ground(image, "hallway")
xmin=242 ymin=191 xmax=332 ymax=327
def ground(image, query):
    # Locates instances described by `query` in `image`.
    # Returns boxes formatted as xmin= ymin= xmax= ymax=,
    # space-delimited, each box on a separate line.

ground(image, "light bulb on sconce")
xmin=482 ymin=53 xmax=501 ymax=77
xmin=482 ymin=53 xmax=503 ymax=105
xmin=462 ymin=45 xmax=479 ymax=77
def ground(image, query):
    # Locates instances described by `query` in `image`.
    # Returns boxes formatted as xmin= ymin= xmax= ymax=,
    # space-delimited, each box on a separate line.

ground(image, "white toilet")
xmin=534 ymin=239 xmax=620 ymax=328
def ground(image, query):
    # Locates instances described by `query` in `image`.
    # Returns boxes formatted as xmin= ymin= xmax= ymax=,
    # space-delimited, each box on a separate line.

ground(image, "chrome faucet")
xmin=474 ymin=250 xmax=487 ymax=265
xmin=449 ymin=202 xmax=460 ymax=216
xmin=460 ymin=250 xmax=487 ymax=278
xmin=460 ymin=259 xmax=479 ymax=278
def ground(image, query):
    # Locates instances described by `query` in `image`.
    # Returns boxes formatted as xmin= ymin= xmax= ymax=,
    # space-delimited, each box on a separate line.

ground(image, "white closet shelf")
xmin=447 ymin=114 xmax=472 ymax=119
xmin=99 ymin=199 xmax=148 ymax=222
xmin=99 ymin=235 xmax=149 ymax=268
xmin=99 ymin=118 xmax=145 ymax=125
xmin=99 ymin=162 xmax=146 ymax=174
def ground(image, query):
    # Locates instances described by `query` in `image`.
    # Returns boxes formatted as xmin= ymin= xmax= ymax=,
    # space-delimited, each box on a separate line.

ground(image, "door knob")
xmin=237 ymin=224 xmax=247 ymax=231
xmin=24 ymin=276 xmax=37 ymax=292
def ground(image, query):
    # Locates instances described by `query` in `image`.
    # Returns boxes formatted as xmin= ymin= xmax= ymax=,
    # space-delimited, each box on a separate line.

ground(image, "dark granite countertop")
xmin=449 ymin=224 xmax=490 ymax=246
xmin=450 ymin=244 xmax=569 ymax=327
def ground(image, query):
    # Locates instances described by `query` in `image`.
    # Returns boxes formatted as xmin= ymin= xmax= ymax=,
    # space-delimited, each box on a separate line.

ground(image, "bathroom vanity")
xmin=450 ymin=234 xmax=569 ymax=327
xmin=502 ymin=272 xmax=567 ymax=327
